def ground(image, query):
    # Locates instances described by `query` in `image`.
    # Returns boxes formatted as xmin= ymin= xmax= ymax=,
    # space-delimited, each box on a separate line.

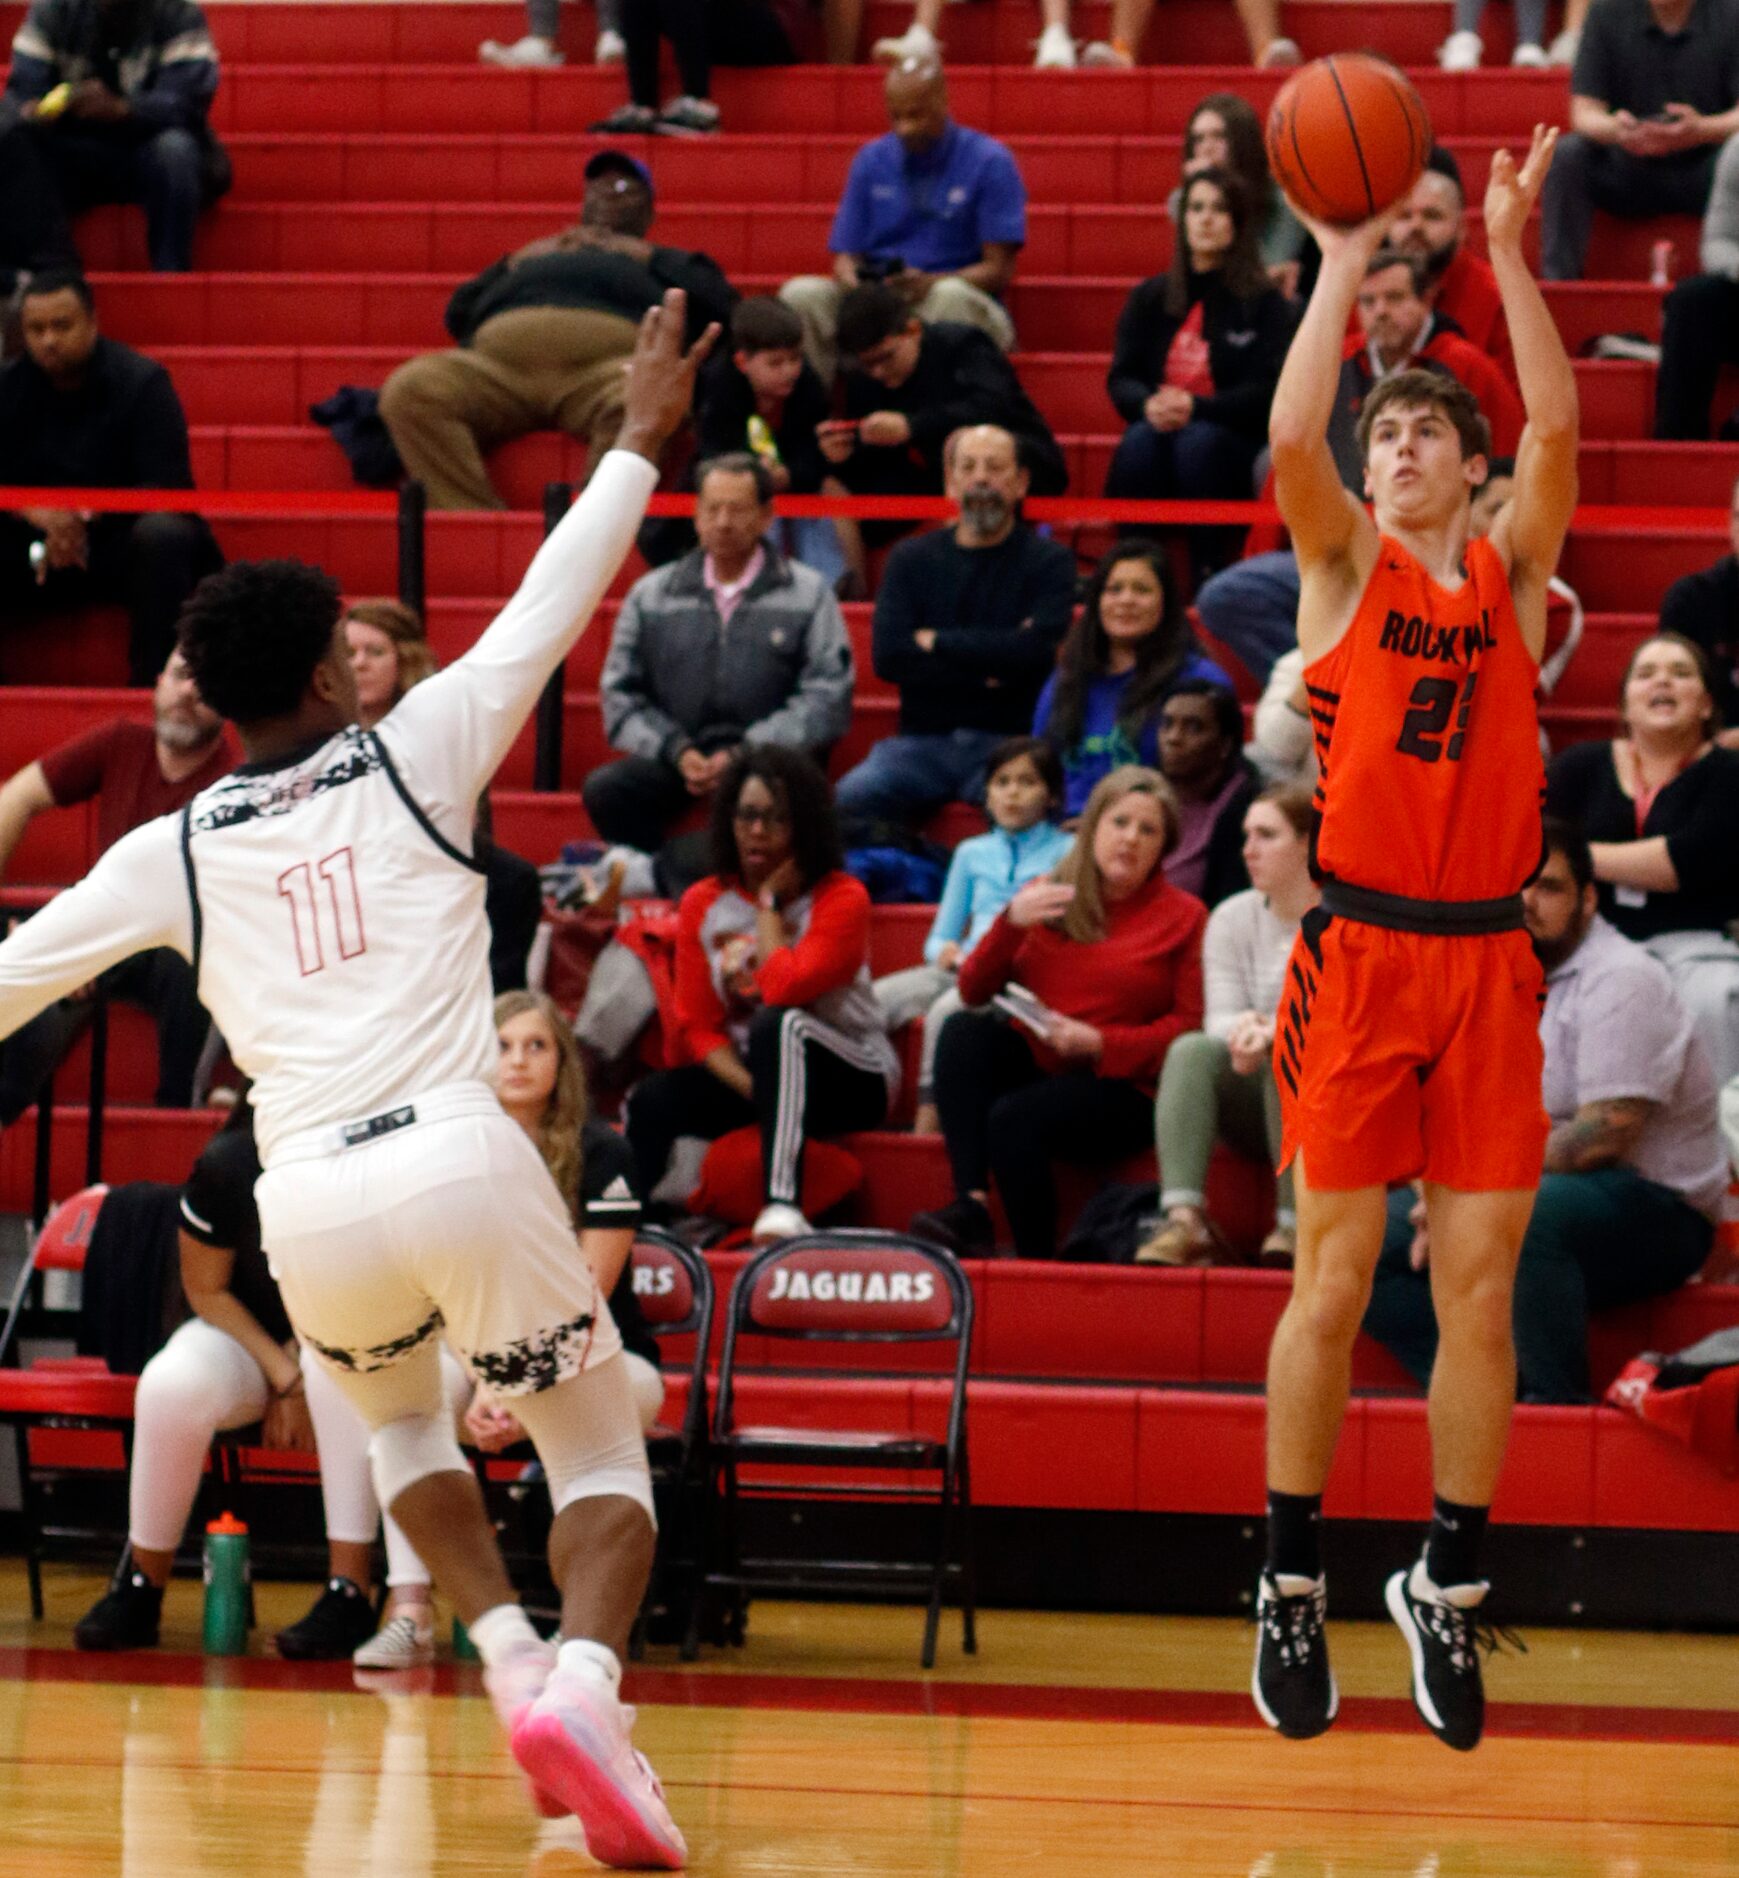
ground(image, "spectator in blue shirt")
xmin=779 ymin=57 xmax=1026 ymax=382
xmin=874 ymin=735 xmax=1073 ymax=1132
xmin=0 ymin=0 xmax=228 ymax=276
xmin=1034 ymin=542 xmax=1232 ymax=820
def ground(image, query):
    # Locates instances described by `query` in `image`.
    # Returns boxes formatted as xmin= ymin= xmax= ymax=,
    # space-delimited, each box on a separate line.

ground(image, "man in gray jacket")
xmin=583 ymin=452 xmax=855 ymax=862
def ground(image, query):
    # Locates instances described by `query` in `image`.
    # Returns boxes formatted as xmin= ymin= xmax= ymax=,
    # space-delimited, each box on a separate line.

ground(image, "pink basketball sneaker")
xmin=482 ymin=1638 xmax=567 ymax=1817
xmin=511 ymin=1668 xmax=687 ymax=1869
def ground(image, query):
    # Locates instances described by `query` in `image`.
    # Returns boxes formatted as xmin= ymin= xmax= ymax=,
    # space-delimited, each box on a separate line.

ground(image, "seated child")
xmin=873 ymin=737 xmax=1072 ymax=1133
xmin=695 ymin=294 xmax=848 ymax=587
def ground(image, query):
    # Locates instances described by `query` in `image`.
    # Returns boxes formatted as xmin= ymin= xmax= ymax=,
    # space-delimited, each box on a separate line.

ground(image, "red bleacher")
xmin=2 ymin=2 xmax=1736 ymax=1572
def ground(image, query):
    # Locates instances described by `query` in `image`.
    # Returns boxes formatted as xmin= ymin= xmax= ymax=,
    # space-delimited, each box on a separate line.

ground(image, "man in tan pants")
xmin=381 ymin=150 xmax=735 ymax=508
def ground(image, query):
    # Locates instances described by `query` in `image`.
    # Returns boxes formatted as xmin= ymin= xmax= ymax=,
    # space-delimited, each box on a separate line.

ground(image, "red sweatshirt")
xmin=672 ymin=870 xmax=893 ymax=1077
xmin=956 ymin=871 xmax=1206 ymax=1093
xmin=1435 ymin=247 xmax=1513 ymax=389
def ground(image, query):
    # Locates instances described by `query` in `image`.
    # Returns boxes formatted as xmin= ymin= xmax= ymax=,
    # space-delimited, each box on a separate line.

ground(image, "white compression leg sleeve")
xmin=506 ymin=1353 xmax=656 ymax=1523
xmin=378 ymin=1346 xmax=476 ymax=1587
xmin=300 ymin=1339 xmax=468 ymax=1512
xmin=129 ymin=1318 xmax=270 ymax=1555
xmin=301 ymin=1342 xmax=382 ymax=1547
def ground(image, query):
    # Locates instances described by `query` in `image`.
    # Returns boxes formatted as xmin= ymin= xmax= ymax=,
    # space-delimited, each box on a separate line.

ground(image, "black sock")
xmin=1424 ymin=1496 xmax=1490 ymax=1589
xmin=1266 ymin=1489 xmax=1323 ymax=1580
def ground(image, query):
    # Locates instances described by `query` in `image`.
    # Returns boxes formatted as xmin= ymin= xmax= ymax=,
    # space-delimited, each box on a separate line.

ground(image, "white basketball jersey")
xmin=179 ymin=725 xmax=497 ymax=1162
xmin=0 ymin=451 xmax=660 ymax=1167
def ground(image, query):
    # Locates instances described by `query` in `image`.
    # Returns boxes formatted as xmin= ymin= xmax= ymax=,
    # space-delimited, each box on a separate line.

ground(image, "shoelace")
xmin=1420 ymin=1597 xmax=1527 ymax=1675
xmin=1259 ymin=1586 xmax=1325 ymax=1668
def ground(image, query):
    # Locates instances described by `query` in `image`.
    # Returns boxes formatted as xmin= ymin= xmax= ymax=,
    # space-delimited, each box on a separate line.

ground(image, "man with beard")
xmin=1387 ymin=149 xmax=1514 ymax=384
xmin=832 ymin=423 xmax=1076 ymax=830
xmin=1363 ymin=819 xmax=1725 ymax=1403
xmin=0 ymin=643 xmax=231 ymax=1114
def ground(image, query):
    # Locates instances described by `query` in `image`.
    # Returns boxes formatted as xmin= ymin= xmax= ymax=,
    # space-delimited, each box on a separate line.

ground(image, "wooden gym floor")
xmin=2 ymin=1561 xmax=1736 ymax=1876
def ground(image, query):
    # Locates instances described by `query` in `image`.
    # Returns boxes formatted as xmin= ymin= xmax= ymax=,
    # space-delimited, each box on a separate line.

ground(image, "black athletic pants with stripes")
xmin=932 ymin=1010 xmax=1154 ymax=1260
xmin=626 ymin=1004 xmax=889 ymax=1211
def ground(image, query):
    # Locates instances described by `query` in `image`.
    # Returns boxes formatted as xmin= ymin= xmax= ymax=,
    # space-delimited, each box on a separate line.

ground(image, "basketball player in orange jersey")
xmin=1252 ymin=126 xmax=1578 ymax=1751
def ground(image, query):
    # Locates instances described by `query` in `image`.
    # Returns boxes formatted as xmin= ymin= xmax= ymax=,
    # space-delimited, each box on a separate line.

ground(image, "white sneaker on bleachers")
xmin=479 ymin=34 xmax=565 ymax=67
xmin=1034 ymin=23 xmax=1077 ymax=67
xmin=1437 ymin=29 xmax=1483 ymax=69
xmin=872 ymin=21 xmax=941 ymax=63
xmin=752 ymin=1202 xmax=811 ymax=1243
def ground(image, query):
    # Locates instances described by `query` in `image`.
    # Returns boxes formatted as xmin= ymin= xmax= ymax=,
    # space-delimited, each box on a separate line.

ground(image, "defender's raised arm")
xmin=392 ymin=290 xmax=719 ymax=802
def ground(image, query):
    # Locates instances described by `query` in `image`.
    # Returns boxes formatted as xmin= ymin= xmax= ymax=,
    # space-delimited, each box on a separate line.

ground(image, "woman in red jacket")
xmin=624 ymin=745 xmax=897 ymax=1242
xmin=912 ymin=765 xmax=1207 ymax=1259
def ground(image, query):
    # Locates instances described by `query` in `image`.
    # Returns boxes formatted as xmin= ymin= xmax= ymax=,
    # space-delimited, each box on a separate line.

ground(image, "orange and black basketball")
xmin=1265 ymin=53 xmax=1432 ymax=227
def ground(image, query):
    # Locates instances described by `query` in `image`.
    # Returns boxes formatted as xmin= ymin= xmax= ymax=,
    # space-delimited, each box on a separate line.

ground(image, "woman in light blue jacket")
xmin=875 ymin=737 xmax=1073 ymax=1132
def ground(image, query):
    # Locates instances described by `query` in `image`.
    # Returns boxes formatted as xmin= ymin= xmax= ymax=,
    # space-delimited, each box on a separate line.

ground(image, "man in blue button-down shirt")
xmin=780 ymin=57 xmax=1027 ymax=382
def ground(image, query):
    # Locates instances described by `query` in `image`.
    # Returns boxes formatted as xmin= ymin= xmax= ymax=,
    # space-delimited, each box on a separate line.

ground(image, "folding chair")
xmin=626 ymin=1226 xmax=715 ymax=1659
xmin=0 ymin=1185 xmax=137 ymax=1617
xmin=463 ymin=1229 xmax=716 ymax=1633
xmin=696 ymin=1229 xmax=976 ymax=1668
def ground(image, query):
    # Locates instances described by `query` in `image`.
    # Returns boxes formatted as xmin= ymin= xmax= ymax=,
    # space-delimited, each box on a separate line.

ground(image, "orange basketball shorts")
xmin=1274 ymin=908 xmax=1548 ymax=1193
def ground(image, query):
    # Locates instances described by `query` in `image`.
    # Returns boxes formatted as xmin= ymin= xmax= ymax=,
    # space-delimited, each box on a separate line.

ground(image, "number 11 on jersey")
xmin=278 ymin=847 xmax=368 ymax=976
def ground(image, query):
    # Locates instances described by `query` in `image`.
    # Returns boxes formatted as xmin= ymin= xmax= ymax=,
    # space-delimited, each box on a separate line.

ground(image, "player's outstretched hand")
xmin=618 ymin=288 xmax=721 ymax=462
xmin=1484 ymin=125 xmax=1557 ymax=257
xmin=1283 ymin=200 xmax=1392 ymax=272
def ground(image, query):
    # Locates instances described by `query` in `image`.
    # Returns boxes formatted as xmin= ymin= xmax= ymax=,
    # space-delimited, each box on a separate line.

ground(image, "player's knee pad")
xmin=546 ymin=1442 xmax=656 ymax=1527
xmin=511 ymin=1366 xmax=657 ymax=1526
xmin=368 ymin=1410 xmax=468 ymax=1509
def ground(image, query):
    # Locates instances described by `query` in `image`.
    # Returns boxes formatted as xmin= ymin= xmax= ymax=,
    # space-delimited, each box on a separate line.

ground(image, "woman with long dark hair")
xmin=1104 ymin=168 xmax=1295 ymax=580
xmin=1171 ymin=93 xmax=1307 ymax=279
xmin=1034 ymin=542 xmax=1232 ymax=817
xmin=625 ymin=745 xmax=897 ymax=1241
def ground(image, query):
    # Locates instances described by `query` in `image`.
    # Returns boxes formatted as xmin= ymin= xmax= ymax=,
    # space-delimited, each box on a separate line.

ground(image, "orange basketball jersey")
xmin=1306 ymin=534 xmax=1546 ymax=904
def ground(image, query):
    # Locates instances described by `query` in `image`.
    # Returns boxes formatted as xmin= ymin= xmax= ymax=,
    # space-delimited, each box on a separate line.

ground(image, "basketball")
xmin=1265 ymin=52 xmax=1433 ymax=227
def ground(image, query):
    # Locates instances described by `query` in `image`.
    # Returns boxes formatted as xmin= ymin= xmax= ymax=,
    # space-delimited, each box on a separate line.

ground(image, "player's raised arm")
xmin=1267 ymin=212 xmax=1389 ymax=576
xmin=1485 ymin=128 xmax=1579 ymax=659
xmin=389 ymin=290 xmax=719 ymax=801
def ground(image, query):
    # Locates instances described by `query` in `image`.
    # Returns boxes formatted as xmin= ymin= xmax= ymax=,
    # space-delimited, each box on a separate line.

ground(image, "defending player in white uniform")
xmin=0 ymin=294 xmax=715 ymax=1871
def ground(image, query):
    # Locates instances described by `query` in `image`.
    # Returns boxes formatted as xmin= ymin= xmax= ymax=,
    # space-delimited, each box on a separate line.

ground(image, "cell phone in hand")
xmin=993 ymin=984 xmax=1064 ymax=1040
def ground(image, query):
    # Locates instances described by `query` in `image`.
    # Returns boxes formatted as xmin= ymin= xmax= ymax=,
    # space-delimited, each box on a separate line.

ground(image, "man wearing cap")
xmin=380 ymin=151 xmax=736 ymax=509
xmin=1386 ymin=148 xmax=1514 ymax=384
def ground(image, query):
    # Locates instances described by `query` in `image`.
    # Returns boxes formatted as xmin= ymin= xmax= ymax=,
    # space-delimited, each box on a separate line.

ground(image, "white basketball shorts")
xmin=256 ymin=1081 xmax=622 ymax=1400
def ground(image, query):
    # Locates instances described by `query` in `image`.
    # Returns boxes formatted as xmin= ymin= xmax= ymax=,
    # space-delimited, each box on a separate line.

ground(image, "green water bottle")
xmin=451 ymin=1616 xmax=480 ymax=1663
xmin=202 ymin=1511 xmax=250 ymax=1656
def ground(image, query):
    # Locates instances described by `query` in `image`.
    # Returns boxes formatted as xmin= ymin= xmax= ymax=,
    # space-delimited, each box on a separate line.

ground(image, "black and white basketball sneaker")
xmin=1385 ymin=1556 xmax=1522 ymax=1751
xmin=1252 ymin=1571 xmax=1338 ymax=1739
